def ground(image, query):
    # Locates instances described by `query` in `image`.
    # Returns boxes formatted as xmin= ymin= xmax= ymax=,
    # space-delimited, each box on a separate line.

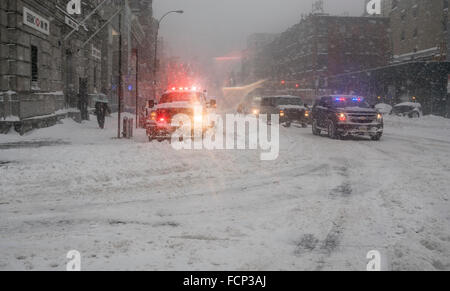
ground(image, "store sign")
xmin=92 ymin=45 xmax=101 ymax=60
xmin=23 ymin=7 xmax=50 ymax=35
xmin=65 ymin=16 xmax=79 ymax=31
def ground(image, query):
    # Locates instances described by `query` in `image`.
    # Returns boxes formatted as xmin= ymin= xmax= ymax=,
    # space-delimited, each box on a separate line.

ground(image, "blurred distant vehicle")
xmin=375 ymin=103 xmax=393 ymax=115
xmin=237 ymin=96 xmax=262 ymax=115
xmin=311 ymin=95 xmax=383 ymax=140
xmin=391 ymin=102 xmax=423 ymax=118
xmin=259 ymin=95 xmax=310 ymax=128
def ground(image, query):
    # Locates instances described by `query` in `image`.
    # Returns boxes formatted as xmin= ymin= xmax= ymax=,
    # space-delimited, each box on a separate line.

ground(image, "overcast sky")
xmin=153 ymin=0 xmax=365 ymax=59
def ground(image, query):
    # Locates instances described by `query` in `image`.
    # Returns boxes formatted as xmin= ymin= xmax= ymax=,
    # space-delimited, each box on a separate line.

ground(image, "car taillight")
xmin=157 ymin=111 xmax=170 ymax=123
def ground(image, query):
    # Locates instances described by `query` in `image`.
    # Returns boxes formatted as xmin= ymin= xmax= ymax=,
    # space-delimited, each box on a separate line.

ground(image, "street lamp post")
xmin=153 ymin=10 xmax=184 ymax=101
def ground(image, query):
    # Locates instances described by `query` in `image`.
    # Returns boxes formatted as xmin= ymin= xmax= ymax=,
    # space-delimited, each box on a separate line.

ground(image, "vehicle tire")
xmin=312 ymin=120 xmax=320 ymax=136
xmin=328 ymin=120 xmax=338 ymax=140
xmin=284 ymin=121 xmax=292 ymax=128
xmin=148 ymin=136 xmax=154 ymax=142
xmin=412 ymin=112 xmax=420 ymax=118
xmin=371 ymin=133 xmax=382 ymax=141
xmin=302 ymin=123 xmax=308 ymax=128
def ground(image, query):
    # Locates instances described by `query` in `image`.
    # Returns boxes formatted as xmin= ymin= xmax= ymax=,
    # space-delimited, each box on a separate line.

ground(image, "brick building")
xmin=326 ymin=1 xmax=450 ymax=117
xmin=388 ymin=0 xmax=448 ymax=62
xmin=258 ymin=14 xmax=390 ymax=90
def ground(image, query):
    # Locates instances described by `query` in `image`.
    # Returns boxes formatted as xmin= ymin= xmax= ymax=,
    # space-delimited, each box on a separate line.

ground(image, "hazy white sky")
xmin=154 ymin=0 xmax=364 ymax=59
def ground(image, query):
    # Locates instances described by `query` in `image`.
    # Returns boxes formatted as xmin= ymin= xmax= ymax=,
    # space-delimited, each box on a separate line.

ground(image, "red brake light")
xmin=157 ymin=111 xmax=169 ymax=123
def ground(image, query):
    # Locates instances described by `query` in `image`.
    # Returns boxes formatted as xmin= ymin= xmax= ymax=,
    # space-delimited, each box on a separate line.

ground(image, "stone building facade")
xmin=0 ymin=0 xmax=155 ymax=128
xmin=0 ymin=0 xmax=65 ymax=120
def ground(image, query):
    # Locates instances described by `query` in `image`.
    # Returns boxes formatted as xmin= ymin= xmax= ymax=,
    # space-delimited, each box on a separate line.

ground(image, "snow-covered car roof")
xmin=156 ymin=101 xmax=200 ymax=109
xmin=394 ymin=102 xmax=422 ymax=108
xmin=277 ymin=104 xmax=308 ymax=110
xmin=375 ymin=103 xmax=393 ymax=114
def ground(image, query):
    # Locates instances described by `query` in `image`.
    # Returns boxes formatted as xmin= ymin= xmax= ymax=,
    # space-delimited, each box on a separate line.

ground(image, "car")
xmin=375 ymin=103 xmax=393 ymax=115
xmin=145 ymin=88 xmax=216 ymax=142
xmin=311 ymin=95 xmax=384 ymax=140
xmin=391 ymin=102 xmax=423 ymax=118
xmin=237 ymin=96 xmax=262 ymax=115
xmin=259 ymin=95 xmax=310 ymax=127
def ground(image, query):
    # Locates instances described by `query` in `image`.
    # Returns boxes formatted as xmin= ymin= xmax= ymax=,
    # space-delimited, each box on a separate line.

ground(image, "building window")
xmin=31 ymin=46 xmax=38 ymax=82
xmin=401 ymin=11 xmax=406 ymax=22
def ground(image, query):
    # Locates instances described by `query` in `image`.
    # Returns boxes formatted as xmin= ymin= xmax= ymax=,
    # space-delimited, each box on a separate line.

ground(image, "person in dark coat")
xmin=95 ymin=101 xmax=106 ymax=129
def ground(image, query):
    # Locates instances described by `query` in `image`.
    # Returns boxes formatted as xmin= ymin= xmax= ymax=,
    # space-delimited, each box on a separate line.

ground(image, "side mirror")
xmin=209 ymin=99 xmax=217 ymax=108
xmin=148 ymin=100 xmax=155 ymax=108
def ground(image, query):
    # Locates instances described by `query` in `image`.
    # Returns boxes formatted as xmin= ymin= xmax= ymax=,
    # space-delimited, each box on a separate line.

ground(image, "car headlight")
xmin=252 ymin=109 xmax=260 ymax=115
xmin=194 ymin=114 xmax=203 ymax=123
xmin=280 ymin=110 xmax=285 ymax=117
xmin=377 ymin=113 xmax=383 ymax=121
xmin=337 ymin=113 xmax=347 ymax=122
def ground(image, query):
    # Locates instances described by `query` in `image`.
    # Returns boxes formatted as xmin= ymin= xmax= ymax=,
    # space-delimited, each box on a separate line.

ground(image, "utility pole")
xmin=153 ymin=22 xmax=159 ymax=102
xmin=118 ymin=12 xmax=123 ymax=139
xmin=135 ymin=48 xmax=139 ymax=128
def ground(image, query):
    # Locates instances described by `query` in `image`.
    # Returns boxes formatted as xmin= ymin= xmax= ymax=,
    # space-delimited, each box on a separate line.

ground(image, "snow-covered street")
xmin=0 ymin=114 xmax=449 ymax=271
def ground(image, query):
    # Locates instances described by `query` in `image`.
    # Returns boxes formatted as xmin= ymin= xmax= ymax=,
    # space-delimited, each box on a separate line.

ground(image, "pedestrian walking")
xmin=95 ymin=101 xmax=109 ymax=129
